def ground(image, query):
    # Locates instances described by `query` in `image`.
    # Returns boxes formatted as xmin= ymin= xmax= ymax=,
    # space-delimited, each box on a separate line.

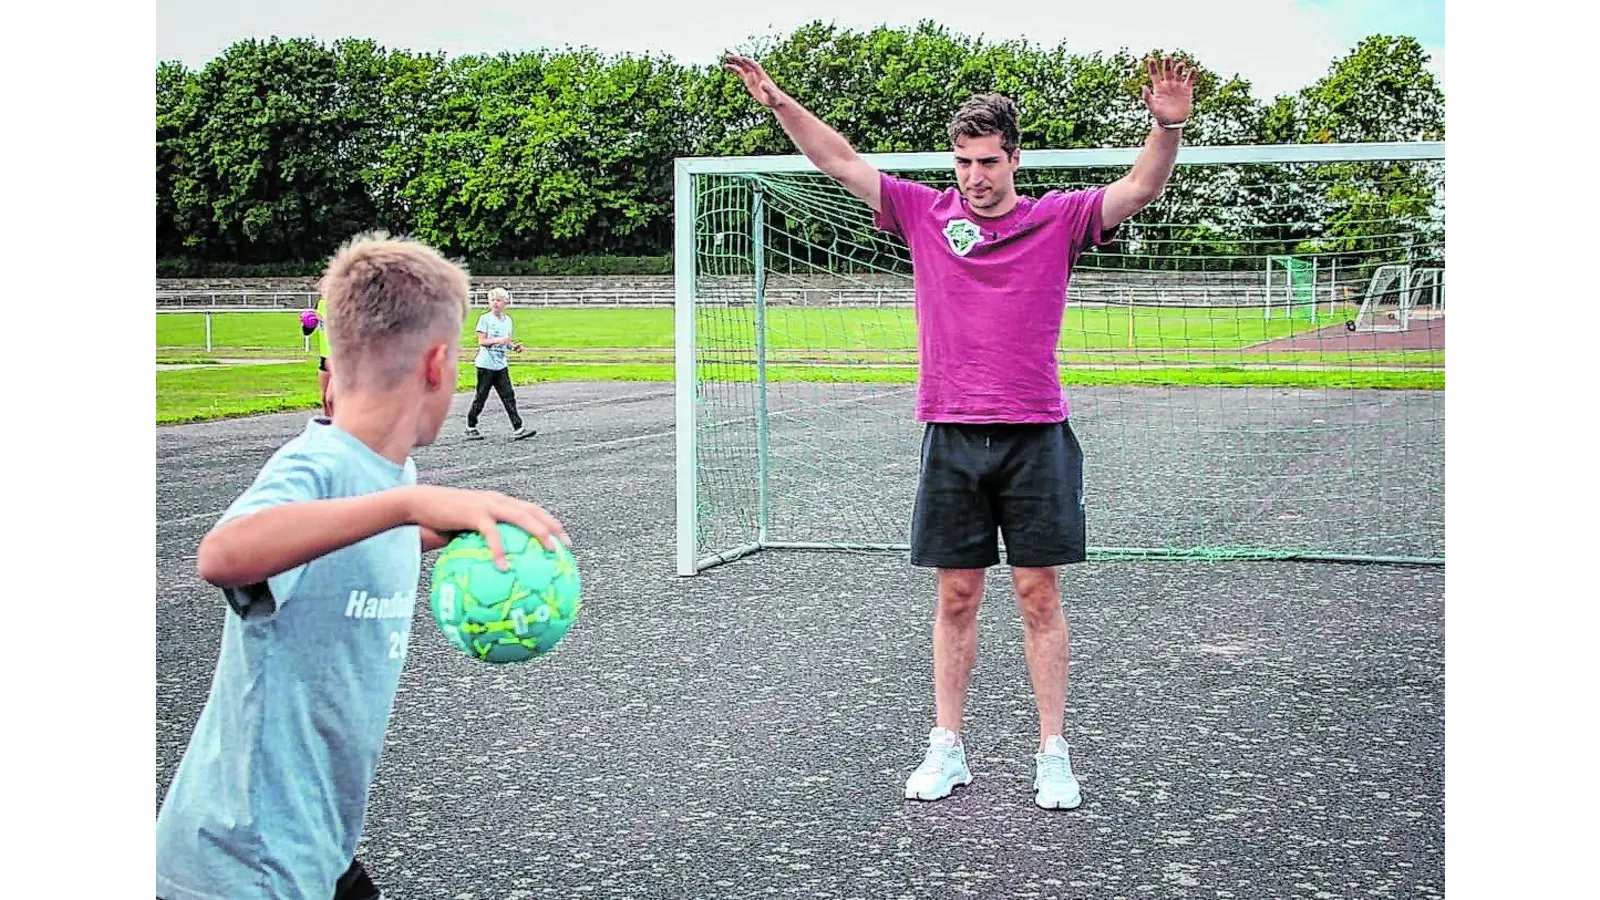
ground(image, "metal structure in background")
xmin=154 ymin=288 xmax=679 ymax=310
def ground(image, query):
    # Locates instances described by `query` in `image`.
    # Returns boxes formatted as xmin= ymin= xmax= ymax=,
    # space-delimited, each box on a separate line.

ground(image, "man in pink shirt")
xmin=728 ymin=55 xmax=1195 ymax=810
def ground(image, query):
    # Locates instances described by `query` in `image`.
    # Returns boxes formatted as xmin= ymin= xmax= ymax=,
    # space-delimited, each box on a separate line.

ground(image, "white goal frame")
xmin=1351 ymin=264 xmax=1413 ymax=333
xmin=1410 ymin=267 xmax=1446 ymax=316
xmin=673 ymin=141 xmax=1445 ymax=576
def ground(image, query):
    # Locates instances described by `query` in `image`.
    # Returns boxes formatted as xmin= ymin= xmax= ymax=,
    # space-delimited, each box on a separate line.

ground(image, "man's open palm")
xmin=1142 ymin=56 xmax=1196 ymax=126
xmin=726 ymin=55 xmax=782 ymax=107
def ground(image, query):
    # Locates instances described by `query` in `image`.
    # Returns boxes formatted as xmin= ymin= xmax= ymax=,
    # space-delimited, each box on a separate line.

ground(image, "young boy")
xmin=465 ymin=287 xmax=535 ymax=441
xmin=155 ymin=233 xmax=570 ymax=900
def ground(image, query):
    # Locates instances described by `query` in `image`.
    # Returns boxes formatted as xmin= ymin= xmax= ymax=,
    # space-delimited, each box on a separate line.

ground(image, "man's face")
xmin=953 ymin=133 xmax=1020 ymax=214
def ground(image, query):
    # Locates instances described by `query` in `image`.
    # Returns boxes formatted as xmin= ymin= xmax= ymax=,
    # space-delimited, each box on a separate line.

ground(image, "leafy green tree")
xmin=159 ymin=38 xmax=392 ymax=263
xmin=1293 ymin=37 xmax=1446 ymax=273
xmin=154 ymin=28 xmax=1445 ymax=270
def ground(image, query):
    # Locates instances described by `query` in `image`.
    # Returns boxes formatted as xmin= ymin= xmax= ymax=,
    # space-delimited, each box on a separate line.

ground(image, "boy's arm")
xmin=201 ymin=479 xmax=568 ymax=592
xmin=198 ymin=489 xmax=416 ymax=589
xmin=726 ymin=56 xmax=882 ymax=212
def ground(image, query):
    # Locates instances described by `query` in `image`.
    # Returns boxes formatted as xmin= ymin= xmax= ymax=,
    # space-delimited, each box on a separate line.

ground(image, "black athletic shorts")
xmin=910 ymin=419 xmax=1086 ymax=569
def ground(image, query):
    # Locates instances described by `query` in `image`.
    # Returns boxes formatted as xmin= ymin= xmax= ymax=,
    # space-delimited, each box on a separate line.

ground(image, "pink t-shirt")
xmin=874 ymin=172 xmax=1117 ymax=423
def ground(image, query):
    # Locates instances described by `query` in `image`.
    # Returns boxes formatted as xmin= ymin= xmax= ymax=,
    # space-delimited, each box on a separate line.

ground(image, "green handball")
xmin=428 ymin=523 xmax=582 ymax=664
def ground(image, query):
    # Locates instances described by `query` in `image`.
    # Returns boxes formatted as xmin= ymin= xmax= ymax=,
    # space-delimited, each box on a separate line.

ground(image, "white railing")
xmin=155 ymin=307 xmax=316 ymax=353
xmin=154 ymin=288 xmax=679 ymax=309
xmin=155 ymin=270 xmax=1411 ymax=312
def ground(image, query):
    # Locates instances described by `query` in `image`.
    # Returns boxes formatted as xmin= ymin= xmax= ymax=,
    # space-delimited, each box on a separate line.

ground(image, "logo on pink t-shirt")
xmin=941 ymin=218 xmax=983 ymax=256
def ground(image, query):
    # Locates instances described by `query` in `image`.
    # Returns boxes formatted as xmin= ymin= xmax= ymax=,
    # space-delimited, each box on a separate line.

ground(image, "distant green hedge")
xmin=156 ymin=259 xmax=318 ymax=278
xmin=471 ymin=257 xmax=672 ymax=276
xmin=157 ymin=256 xmax=674 ymax=279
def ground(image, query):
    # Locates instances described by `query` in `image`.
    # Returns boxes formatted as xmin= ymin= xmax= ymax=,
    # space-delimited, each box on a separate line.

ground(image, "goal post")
xmin=1350 ymin=263 xmax=1414 ymax=333
xmin=1410 ymin=267 xmax=1445 ymax=316
xmin=675 ymin=141 xmax=1445 ymax=576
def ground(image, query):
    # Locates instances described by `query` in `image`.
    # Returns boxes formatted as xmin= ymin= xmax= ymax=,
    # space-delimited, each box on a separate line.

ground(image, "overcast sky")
xmin=156 ymin=0 xmax=1444 ymax=101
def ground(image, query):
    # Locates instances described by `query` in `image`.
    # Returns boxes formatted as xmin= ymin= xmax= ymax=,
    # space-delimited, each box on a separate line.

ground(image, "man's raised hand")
xmin=1142 ymin=56 xmax=1196 ymax=127
xmin=726 ymin=55 xmax=784 ymax=108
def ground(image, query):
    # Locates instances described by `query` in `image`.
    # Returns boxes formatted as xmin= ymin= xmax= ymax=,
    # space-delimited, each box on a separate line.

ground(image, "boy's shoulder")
xmin=253 ymin=420 xmax=352 ymax=475
xmin=232 ymin=421 xmax=415 ymax=518
xmin=219 ymin=420 xmax=417 ymax=617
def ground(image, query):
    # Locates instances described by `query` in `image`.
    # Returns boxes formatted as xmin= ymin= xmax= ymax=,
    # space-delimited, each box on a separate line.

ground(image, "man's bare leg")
xmin=319 ymin=367 xmax=334 ymax=419
xmin=933 ymin=567 xmax=987 ymax=734
xmin=1012 ymin=565 xmax=1069 ymax=748
xmin=906 ymin=566 xmax=987 ymax=801
xmin=1013 ymin=564 xmax=1081 ymax=809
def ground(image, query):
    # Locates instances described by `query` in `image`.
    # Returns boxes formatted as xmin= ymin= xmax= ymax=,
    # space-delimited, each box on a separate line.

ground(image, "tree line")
xmin=156 ymin=22 xmax=1444 ymax=274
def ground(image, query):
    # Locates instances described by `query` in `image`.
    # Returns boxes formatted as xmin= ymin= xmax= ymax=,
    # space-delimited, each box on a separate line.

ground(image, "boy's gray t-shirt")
xmin=156 ymin=419 xmax=421 ymax=900
xmin=473 ymin=311 xmax=513 ymax=370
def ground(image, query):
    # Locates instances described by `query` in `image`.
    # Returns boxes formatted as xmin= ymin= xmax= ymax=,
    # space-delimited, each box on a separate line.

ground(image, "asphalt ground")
xmin=157 ymin=382 xmax=1444 ymax=899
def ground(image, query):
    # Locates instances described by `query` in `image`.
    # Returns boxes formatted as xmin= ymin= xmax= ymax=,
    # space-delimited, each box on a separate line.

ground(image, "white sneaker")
xmin=1033 ymin=735 xmax=1082 ymax=809
xmin=904 ymin=727 xmax=972 ymax=801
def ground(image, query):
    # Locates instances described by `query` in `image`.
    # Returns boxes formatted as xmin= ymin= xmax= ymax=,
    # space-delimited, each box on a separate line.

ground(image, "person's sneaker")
xmin=465 ymin=427 xmax=484 ymax=441
xmin=333 ymin=857 xmax=383 ymax=900
xmin=1033 ymin=735 xmax=1082 ymax=809
xmin=904 ymin=727 xmax=972 ymax=801
xmin=511 ymin=426 xmax=537 ymax=441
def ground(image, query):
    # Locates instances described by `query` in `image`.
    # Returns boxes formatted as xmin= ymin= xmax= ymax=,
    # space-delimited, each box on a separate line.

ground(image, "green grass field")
xmin=155 ymin=306 xmax=1443 ymax=424
xmin=159 ymin=305 xmax=1371 ymax=354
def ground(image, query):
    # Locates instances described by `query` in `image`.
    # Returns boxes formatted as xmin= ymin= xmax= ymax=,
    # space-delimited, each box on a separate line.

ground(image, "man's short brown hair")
xmin=948 ymin=93 xmax=1022 ymax=156
xmin=318 ymin=232 xmax=469 ymax=388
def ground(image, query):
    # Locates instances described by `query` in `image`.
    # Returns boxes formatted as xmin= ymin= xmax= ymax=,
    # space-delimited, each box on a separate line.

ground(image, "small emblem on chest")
xmin=942 ymin=218 xmax=982 ymax=257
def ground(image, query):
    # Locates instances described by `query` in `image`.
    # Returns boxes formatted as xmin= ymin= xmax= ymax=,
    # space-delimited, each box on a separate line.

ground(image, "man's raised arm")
xmin=1103 ymin=56 xmax=1196 ymax=229
xmin=725 ymin=55 xmax=883 ymax=212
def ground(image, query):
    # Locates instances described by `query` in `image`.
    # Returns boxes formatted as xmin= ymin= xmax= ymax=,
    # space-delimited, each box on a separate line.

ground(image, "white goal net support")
xmin=1348 ymin=264 xmax=1447 ymax=333
xmin=674 ymin=141 xmax=1445 ymax=575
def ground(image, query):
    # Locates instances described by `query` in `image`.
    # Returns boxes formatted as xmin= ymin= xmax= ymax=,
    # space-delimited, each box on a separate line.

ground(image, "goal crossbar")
xmin=675 ymin=141 xmax=1444 ymax=176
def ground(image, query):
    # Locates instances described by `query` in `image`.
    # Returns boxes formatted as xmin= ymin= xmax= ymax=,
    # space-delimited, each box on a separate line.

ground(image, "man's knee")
xmin=936 ymin=568 xmax=986 ymax=622
xmin=1012 ymin=566 xmax=1064 ymax=630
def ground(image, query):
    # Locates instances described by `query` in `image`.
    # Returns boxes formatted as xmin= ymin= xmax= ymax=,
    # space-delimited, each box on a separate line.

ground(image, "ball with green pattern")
xmin=428 ymin=524 xmax=582 ymax=664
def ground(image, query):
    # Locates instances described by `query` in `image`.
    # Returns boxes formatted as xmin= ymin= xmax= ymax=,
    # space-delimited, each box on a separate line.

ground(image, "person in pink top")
xmin=728 ymin=54 xmax=1194 ymax=810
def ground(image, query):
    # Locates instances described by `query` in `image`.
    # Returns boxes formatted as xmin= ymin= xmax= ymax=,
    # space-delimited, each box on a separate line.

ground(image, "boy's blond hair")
xmin=319 ymin=232 xmax=469 ymax=387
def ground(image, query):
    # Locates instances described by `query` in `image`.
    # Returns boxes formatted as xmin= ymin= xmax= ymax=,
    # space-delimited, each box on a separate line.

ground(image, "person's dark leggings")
xmin=467 ymin=366 xmax=522 ymax=430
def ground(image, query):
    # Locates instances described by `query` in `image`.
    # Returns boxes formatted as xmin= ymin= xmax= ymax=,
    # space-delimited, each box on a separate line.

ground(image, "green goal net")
xmin=1266 ymin=255 xmax=1319 ymax=323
